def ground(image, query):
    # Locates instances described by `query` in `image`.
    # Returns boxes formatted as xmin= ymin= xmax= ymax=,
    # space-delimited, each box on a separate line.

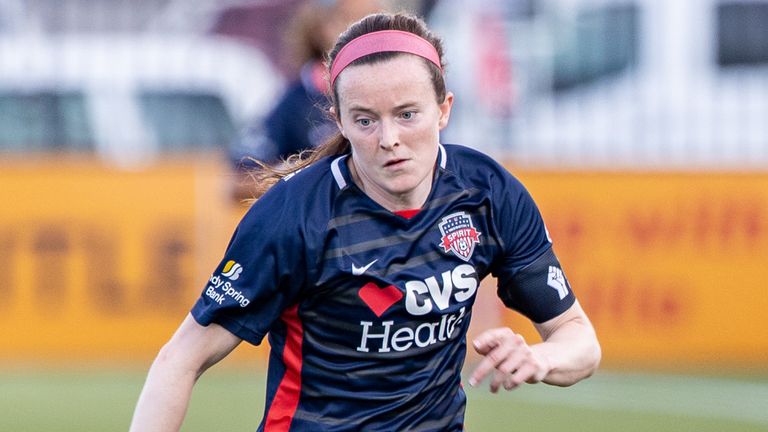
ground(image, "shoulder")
xmin=442 ymin=143 xmax=511 ymax=176
xmin=441 ymin=143 xmax=527 ymax=196
xmin=239 ymin=157 xmax=340 ymax=232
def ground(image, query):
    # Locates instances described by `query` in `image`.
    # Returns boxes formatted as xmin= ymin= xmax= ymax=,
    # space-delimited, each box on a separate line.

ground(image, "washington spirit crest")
xmin=438 ymin=212 xmax=481 ymax=262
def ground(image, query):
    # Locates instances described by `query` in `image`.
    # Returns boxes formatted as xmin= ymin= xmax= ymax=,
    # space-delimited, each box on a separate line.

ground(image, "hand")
xmin=469 ymin=327 xmax=551 ymax=393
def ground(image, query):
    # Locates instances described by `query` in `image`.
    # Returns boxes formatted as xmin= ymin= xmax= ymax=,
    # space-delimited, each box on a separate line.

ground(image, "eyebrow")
xmin=347 ymin=105 xmax=377 ymax=115
xmin=347 ymin=102 xmax=420 ymax=115
xmin=393 ymin=102 xmax=420 ymax=111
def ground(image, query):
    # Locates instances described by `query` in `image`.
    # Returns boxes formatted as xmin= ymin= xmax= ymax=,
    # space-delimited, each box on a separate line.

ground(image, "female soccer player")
xmin=130 ymin=12 xmax=600 ymax=432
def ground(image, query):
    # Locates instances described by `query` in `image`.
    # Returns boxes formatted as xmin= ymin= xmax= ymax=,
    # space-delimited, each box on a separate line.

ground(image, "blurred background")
xmin=1 ymin=0 xmax=767 ymax=430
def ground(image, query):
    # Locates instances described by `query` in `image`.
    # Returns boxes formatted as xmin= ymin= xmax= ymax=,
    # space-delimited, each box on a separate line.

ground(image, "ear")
xmin=437 ymin=91 xmax=454 ymax=130
xmin=330 ymin=106 xmax=346 ymax=138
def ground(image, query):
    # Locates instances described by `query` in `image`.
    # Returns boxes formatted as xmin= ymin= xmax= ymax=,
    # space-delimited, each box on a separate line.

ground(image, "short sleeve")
xmin=190 ymin=187 xmax=308 ymax=345
xmin=490 ymin=172 xmax=575 ymax=323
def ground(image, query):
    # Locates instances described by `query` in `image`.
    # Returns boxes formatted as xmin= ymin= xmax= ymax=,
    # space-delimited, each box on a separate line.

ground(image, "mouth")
xmin=384 ymin=158 xmax=408 ymax=168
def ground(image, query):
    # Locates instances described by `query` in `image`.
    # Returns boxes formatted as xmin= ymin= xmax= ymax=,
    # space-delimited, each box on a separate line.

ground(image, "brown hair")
xmin=284 ymin=1 xmax=336 ymax=70
xmin=248 ymin=12 xmax=446 ymax=199
xmin=284 ymin=0 xmax=381 ymax=70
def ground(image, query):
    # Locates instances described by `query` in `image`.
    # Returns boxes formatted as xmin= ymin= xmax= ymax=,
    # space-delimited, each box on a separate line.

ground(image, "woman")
xmin=130 ymin=12 xmax=600 ymax=432
xmin=228 ymin=0 xmax=379 ymax=201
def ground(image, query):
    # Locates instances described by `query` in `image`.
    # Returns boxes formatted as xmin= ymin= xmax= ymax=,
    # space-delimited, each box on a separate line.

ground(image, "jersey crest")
xmin=438 ymin=212 xmax=481 ymax=262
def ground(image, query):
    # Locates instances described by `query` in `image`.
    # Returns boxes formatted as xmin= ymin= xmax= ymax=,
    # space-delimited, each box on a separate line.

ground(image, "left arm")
xmin=469 ymin=300 xmax=600 ymax=392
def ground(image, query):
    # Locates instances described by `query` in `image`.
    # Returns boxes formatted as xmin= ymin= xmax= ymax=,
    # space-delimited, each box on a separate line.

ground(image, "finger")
xmin=491 ymin=346 xmax=531 ymax=391
xmin=470 ymin=331 xmax=527 ymax=386
xmin=490 ymin=362 xmax=523 ymax=393
xmin=469 ymin=341 xmax=516 ymax=386
xmin=490 ymin=369 xmax=508 ymax=393
xmin=472 ymin=327 xmax=515 ymax=355
xmin=496 ymin=345 xmax=529 ymax=375
xmin=491 ymin=336 xmax=539 ymax=392
xmin=506 ymin=363 xmax=539 ymax=390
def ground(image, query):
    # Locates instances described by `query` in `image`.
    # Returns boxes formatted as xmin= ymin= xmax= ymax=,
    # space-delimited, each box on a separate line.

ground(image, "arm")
xmin=469 ymin=300 xmax=600 ymax=392
xmin=129 ymin=313 xmax=242 ymax=432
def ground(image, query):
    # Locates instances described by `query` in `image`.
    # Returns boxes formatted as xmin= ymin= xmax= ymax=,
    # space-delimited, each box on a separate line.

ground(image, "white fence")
xmin=2 ymin=0 xmax=767 ymax=169
xmin=432 ymin=0 xmax=768 ymax=170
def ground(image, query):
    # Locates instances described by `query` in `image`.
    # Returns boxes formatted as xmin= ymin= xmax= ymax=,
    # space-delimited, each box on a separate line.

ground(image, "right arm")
xmin=129 ymin=313 xmax=242 ymax=432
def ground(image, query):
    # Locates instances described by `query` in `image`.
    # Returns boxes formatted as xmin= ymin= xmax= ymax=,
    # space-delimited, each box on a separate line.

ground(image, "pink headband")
xmin=330 ymin=30 xmax=443 ymax=86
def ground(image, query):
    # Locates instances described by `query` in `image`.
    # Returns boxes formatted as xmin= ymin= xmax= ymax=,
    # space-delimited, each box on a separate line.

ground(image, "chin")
xmin=384 ymin=184 xmax=414 ymax=196
xmin=384 ymin=178 xmax=422 ymax=196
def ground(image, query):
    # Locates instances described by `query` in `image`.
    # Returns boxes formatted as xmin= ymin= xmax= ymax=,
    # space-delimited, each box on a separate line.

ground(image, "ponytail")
xmin=244 ymin=133 xmax=350 ymax=200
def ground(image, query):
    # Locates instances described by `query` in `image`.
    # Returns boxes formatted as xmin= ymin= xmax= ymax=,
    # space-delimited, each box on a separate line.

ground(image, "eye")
xmin=356 ymin=118 xmax=372 ymax=127
xmin=401 ymin=111 xmax=415 ymax=120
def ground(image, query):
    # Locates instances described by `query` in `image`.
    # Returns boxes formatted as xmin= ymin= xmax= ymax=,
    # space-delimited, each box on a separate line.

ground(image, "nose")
xmin=378 ymin=119 xmax=399 ymax=150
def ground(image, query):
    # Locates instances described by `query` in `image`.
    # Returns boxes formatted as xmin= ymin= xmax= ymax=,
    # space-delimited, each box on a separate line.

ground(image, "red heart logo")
xmin=358 ymin=282 xmax=403 ymax=317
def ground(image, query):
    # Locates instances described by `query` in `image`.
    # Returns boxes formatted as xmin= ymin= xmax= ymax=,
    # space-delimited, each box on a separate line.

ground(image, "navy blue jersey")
xmin=191 ymin=144 xmax=576 ymax=431
xmin=230 ymin=63 xmax=336 ymax=169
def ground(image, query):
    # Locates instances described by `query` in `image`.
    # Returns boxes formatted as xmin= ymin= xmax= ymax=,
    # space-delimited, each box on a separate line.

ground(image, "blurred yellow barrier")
xmin=0 ymin=158 xmax=263 ymax=364
xmin=1 ymin=160 xmax=766 ymax=370
xmin=498 ymin=169 xmax=768 ymax=370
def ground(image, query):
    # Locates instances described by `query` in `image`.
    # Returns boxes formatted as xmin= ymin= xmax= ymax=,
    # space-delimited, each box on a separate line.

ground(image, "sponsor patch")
xmin=221 ymin=260 xmax=243 ymax=280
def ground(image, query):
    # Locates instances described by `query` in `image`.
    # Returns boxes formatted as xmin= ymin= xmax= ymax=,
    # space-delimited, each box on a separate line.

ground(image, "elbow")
xmin=155 ymin=339 xmax=185 ymax=366
xmin=550 ymin=335 xmax=602 ymax=387
xmin=576 ymin=333 xmax=602 ymax=384
xmin=151 ymin=342 xmax=185 ymax=376
xmin=152 ymin=339 xmax=207 ymax=382
xmin=584 ymin=338 xmax=602 ymax=379
xmin=577 ymin=319 xmax=602 ymax=382
xmin=577 ymin=331 xmax=602 ymax=382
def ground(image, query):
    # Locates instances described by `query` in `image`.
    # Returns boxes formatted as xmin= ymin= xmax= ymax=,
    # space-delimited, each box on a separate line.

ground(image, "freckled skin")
xmin=335 ymin=55 xmax=454 ymax=212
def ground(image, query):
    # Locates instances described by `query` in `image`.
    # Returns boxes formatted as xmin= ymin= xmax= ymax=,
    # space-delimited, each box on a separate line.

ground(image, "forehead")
xmin=335 ymin=55 xmax=436 ymax=109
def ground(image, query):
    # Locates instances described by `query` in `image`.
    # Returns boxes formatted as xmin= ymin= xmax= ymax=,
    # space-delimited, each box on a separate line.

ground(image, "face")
xmin=335 ymin=55 xmax=453 ymax=211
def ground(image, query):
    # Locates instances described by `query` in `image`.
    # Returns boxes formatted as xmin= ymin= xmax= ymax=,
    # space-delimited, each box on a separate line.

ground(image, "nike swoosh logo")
xmin=352 ymin=259 xmax=378 ymax=276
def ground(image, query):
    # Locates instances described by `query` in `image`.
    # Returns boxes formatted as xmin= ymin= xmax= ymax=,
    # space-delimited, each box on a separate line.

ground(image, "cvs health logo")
xmin=356 ymin=264 xmax=478 ymax=318
xmin=404 ymin=264 xmax=477 ymax=315
xmin=356 ymin=264 xmax=478 ymax=354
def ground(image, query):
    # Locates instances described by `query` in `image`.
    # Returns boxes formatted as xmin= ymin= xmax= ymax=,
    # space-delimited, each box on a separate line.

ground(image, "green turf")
xmin=0 ymin=369 xmax=766 ymax=431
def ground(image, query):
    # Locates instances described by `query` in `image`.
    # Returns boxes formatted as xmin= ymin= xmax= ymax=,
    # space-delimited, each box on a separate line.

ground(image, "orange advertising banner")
xmin=1 ymin=161 xmax=766 ymax=369
xmin=496 ymin=169 xmax=768 ymax=369
xmin=0 ymin=159 xmax=258 ymax=364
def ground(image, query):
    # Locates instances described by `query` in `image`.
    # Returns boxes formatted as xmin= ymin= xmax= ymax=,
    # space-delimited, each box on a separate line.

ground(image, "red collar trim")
xmin=395 ymin=209 xmax=420 ymax=219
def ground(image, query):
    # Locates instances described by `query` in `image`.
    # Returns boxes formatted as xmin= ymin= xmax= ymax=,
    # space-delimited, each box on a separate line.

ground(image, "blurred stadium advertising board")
xmin=0 ymin=158 xmax=249 ymax=363
xmin=505 ymin=169 xmax=768 ymax=369
xmin=0 ymin=160 xmax=767 ymax=370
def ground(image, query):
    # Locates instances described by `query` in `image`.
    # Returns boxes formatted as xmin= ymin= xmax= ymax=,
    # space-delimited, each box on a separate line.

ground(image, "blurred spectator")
xmin=213 ymin=0 xmax=305 ymax=77
xmin=229 ymin=0 xmax=380 ymax=201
